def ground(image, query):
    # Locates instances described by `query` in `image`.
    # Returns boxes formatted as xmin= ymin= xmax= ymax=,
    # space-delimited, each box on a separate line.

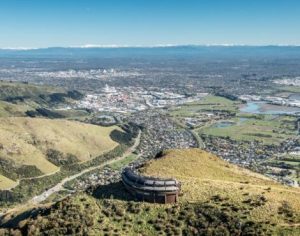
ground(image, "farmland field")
xmin=169 ymin=95 xmax=241 ymax=117
xmin=200 ymin=115 xmax=298 ymax=144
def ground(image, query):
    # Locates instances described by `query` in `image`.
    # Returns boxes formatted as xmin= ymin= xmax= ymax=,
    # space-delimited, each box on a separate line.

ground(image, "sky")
xmin=0 ymin=0 xmax=300 ymax=48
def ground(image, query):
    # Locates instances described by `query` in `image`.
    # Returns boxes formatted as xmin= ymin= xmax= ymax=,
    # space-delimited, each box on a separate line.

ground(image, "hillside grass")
xmin=0 ymin=81 xmax=64 ymax=100
xmin=142 ymin=149 xmax=300 ymax=229
xmin=0 ymin=117 xmax=119 ymax=189
xmin=109 ymin=154 xmax=137 ymax=170
xmin=3 ymin=148 xmax=299 ymax=235
xmin=0 ymin=175 xmax=18 ymax=190
xmin=0 ymin=101 xmax=32 ymax=117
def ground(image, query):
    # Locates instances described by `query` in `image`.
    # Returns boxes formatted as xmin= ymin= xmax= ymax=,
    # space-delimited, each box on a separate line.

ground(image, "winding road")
xmin=30 ymin=130 xmax=141 ymax=204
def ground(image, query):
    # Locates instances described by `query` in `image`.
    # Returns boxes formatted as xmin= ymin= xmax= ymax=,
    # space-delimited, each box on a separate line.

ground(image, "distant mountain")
xmin=1 ymin=45 xmax=300 ymax=59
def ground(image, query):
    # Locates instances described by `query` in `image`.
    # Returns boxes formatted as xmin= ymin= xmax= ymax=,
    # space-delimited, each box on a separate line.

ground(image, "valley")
xmin=0 ymin=47 xmax=299 ymax=235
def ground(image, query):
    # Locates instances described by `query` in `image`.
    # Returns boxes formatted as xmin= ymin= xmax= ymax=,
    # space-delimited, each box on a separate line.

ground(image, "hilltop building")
xmin=121 ymin=168 xmax=180 ymax=204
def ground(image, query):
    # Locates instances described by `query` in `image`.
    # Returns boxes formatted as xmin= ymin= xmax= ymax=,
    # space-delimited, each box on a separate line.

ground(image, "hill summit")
xmin=1 ymin=149 xmax=299 ymax=235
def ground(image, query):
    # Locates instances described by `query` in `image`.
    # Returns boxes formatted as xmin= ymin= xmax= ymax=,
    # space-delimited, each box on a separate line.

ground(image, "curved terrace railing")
xmin=121 ymin=168 xmax=180 ymax=204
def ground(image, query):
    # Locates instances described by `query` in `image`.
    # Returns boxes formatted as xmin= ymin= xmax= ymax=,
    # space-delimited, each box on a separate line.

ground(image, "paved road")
xmin=4 ymin=169 xmax=62 ymax=191
xmin=169 ymin=116 xmax=205 ymax=149
xmin=30 ymin=130 xmax=141 ymax=204
xmin=190 ymin=129 xmax=205 ymax=149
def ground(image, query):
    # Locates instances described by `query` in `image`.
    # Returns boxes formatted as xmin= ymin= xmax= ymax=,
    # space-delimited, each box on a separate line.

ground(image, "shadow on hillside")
xmin=0 ymin=207 xmax=49 ymax=229
xmin=91 ymin=181 xmax=134 ymax=202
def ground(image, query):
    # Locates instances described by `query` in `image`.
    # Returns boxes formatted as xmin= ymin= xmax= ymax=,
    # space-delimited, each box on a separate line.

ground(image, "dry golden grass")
xmin=0 ymin=117 xmax=119 ymax=178
xmin=143 ymin=149 xmax=300 ymax=224
xmin=0 ymin=101 xmax=31 ymax=117
xmin=2 ymin=148 xmax=299 ymax=235
xmin=0 ymin=81 xmax=64 ymax=100
xmin=0 ymin=174 xmax=18 ymax=190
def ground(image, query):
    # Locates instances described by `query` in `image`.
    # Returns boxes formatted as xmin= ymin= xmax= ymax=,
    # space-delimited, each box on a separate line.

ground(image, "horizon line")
xmin=1 ymin=43 xmax=300 ymax=50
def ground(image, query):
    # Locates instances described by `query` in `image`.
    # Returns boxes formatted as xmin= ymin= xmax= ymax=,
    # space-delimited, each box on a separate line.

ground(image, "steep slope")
xmin=0 ymin=81 xmax=64 ymax=101
xmin=0 ymin=101 xmax=31 ymax=117
xmin=1 ymin=149 xmax=299 ymax=235
xmin=143 ymin=149 xmax=300 ymax=224
xmin=0 ymin=117 xmax=119 ymax=189
xmin=0 ymin=81 xmax=84 ymax=119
